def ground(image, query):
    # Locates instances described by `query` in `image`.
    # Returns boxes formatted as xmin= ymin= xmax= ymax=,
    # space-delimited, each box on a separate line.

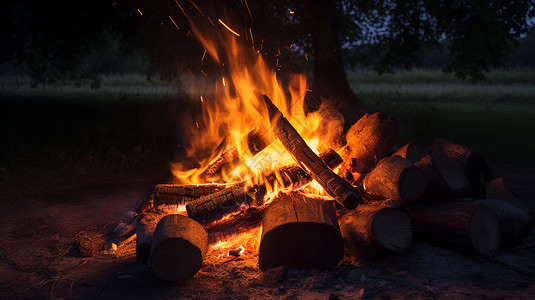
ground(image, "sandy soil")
xmin=1 ymin=164 xmax=534 ymax=300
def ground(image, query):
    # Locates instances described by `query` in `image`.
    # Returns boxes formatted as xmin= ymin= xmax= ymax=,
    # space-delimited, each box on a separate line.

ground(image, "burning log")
xmin=150 ymin=214 xmax=208 ymax=282
xmin=186 ymin=182 xmax=252 ymax=225
xmin=262 ymin=148 xmax=343 ymax=189
xmin=205 ymin=205 xmax=265 ymax=244
xmin=363 ymin=156 xmax=428 ymax=203
xmin=338 ymin=204 xmax=412 ymax=259
xmin=258 ymin=192 xmax=344 ymax=270
xmin=417 ymin=153 xmax=471 ymax=196
xmin=262 ymin=94 xmax=361 ymax=209
xmin=200 ymin=127 xmax=274 ymax=180
xmin=341 ymin=112 xmax=399 ymax=173
xmin=403 ymin=202 xmax=500 ymax=256
xmin=153 ymin=183 xmax=227 ymax=212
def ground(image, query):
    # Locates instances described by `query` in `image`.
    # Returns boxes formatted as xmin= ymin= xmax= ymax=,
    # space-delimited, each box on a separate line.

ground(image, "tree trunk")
xmin=150 ymin=214 xmax=208 ymax=282
xmin=258 ymin=192 xmax=343 ymax=270
xmin=403 ymin=202 xmax=500 ymax=256
xmin=306 ymin=0 xmax=368 ymax=127
xmin=338 ymin=205 xmax=412 ymax=259
xmin=363 ymin=156 xmax=428 ymax=203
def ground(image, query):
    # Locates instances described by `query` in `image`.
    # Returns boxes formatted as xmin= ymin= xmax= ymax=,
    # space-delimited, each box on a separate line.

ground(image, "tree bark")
xmin=338 ymin=205 xmax=412 ymax=259
xmin=393 ymin=142 xmax=430 ymax=163
xmin=258 ymin=192 xmax=344 ymax=270
xmin=150 ymin=214 xmax=208 ymax=282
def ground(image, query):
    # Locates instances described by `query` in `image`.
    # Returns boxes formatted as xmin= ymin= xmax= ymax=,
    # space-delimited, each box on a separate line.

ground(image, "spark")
xmin=201 ymin=48 xmax=206 ymax=61
xmin=249 ymin=28 xmax=254 ymax=45
xmin=138 ymin=9 xmax=143 ymax=15
xmin=218 ymin=19 xmax=241 ymax=37
xmin=207 ymin=17 xmax=214 ymax=26
xmin=187 ymin=67 xmax=193 ymax=77
xmin=201 ymin=70 xmax=208 ymax=77
xmin=290 ymin=10 xmax=295 ymax=15
xmin=196 ymin=122 xmax=199 ymax=128
xmin=305 ymin=54 xmax=308 ymax=60
xmin=222 ymin=77 xmax=226 ymax=86
xmin=112 ymin=2 xmax=117 ymax=6
xmin=244 ymin=0 xmax=253 ymax=20
xmin=200 ymin=96 xmax=204 ymax=103
xmin=169 ymin=16 xmax=180 ymax=30
xmin=174 ymin=0 xmax=188 ymax=18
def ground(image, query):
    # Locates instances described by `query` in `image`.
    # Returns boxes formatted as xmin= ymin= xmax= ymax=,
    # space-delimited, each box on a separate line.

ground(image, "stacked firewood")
xmin=132 ymin=96 xmax=533 ymax=282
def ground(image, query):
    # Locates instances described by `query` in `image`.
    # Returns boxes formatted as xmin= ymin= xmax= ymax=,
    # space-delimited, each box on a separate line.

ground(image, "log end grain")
xmin=398 ymin=166 xmax=428 ymax=202
xmin=469 ymin=205 xmax=501 ymax=257
xmin=150 ymin=214 xmax=208 ymax=282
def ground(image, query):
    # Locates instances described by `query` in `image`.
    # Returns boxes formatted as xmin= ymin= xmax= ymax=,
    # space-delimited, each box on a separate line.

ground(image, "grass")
xmin=1 ymin=69 xmax=534 ymax=202
xmin=349 ymin=68 xmax=535 ymax=163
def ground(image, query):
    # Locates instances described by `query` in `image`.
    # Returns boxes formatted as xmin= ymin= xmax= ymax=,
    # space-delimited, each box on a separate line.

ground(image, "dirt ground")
xmin=1 ymin=163 xmax=534 ymax=300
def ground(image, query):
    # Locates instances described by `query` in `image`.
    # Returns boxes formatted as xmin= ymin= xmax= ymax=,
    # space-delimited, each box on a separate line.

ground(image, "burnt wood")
xmin=262 ymin=94 xmax=361 ymax=209
xmin=258 ymin=192 xmax=344 ymax=270
xmin=205 ymin=205 xmax=266 ymax=244
xmin=393 ymin=142 xmax=430 ymax=163
xmin=153 ymin=183 xmax=227 ymax=212
xmin=186 ymin=182 xmax=251 ymax=225
xmin=150 ymin=214 xmax=208 ymax=282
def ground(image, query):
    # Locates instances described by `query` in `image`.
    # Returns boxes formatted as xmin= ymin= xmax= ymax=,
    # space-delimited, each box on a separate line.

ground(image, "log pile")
xmin=126 ymin=97 xmax=532 ymax=283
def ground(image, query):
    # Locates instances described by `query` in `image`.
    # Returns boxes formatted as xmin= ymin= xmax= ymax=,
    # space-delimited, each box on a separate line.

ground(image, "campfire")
xmin=78 ymin=15 xmax=534 ymax=284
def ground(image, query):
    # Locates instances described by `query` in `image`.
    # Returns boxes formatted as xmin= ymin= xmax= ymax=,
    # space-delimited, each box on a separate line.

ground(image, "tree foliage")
xmin=2 ymin=0 xmax=534 ymax=86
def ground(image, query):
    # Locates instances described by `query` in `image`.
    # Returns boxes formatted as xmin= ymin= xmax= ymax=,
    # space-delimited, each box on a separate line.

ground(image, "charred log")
xmin=338 ymin=204 xmax=412 ymax=259
xmin=150 ymin=214 xmax=208 ymax=282
xmin=258 ymin=192 xmax=344 ymax=270
xmin=363 ymin=156 xmax=428 ymax=203
xmin=205 ymin=205 xmax=265 ymax=244
xmin=153 ymin=183 xmax=227 ymax=212
xmin=185 ymin=182 xmax=252 ymax=225
xmin=262 ymin=94 xmax=361 ymax=209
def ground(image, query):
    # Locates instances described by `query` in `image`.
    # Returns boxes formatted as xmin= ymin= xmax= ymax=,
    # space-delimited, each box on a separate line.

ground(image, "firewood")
xmin=262 ymin=148 xmax=343 ymax=190
xmin=262 ymin=94 xmax=361 ymax=209
xmin=474 ymin=198 xmax=534 ymax=248
xmin=205 ymin=205 xmax=265 ymax=244
xmin=200 ymin=127 xmax=274 ymax=180
xmin=341 ymin=112 xmax=399 ymax=173
xmin=150 ymin=214 xmax=208 ymax=282
xmin=186 ymin=182 xmax=252 ymax=225
xmin=428 ymin=139 xmax=491 ymax=196
xmin=338 ymin=204 xmax=412 ymax=259
xmin=393 ymin=142 xmax=429 ymax=163
xmin=153 ymin=183 xmax=227 ymax=212
xmin=363 ymin=156 xmax=428 ymax=203
xmin=136 ymin=211 xmax=167 ymax=262
xmin=403 ymin=202 xmax=500 ymax=256
xmin=485 ymin=177 xmax=533 ymax=215
xmin=417 ymin=152 xmax=471 ymax=195
xmin=258 ymin=192 xmax=344 ymax=270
